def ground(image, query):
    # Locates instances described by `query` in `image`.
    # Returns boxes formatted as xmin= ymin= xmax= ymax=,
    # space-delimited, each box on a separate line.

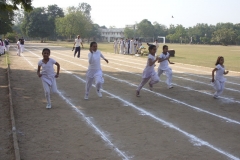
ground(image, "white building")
xmin=100 ymin=28 xmax=124 ymax=42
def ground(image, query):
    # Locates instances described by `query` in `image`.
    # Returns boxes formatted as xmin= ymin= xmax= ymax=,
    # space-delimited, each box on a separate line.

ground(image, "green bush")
xmin=5 ymin=32 xmax=18 ymax=43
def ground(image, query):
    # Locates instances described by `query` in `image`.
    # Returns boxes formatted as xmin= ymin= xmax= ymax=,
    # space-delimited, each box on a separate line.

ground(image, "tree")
xmin=153 ymin=22 xmax=167 ymax=38
xmin=0 ymin=0 xmax=33 ymax=12
xmin=21 ymin=7 xmax=52 ymax=42
xmin=47 ymin=4 xmax=64 ymax=40
xmin=137 ymin=19 xmax=154 ymax=38
xmin=0 ymin=10 xmax=14 ymax=34
xmin=211 ymin=28 xmax=235 ymax=45
xmin=124 ymin=28 xmax=135 ymax=38
xmin=55 ymin=7 xmax=93 ymax=39
xmin=78 ymin=3 xmax=92 ymax=20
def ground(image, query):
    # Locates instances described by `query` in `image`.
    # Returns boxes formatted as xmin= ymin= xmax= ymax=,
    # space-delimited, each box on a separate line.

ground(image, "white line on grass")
xmin=24 ymin=48 xmax=240 ymax=160
xmin=28 ymin=48 xmax=240 ymax=125
xmin=19 ymin=49 xmax=131 ymax=160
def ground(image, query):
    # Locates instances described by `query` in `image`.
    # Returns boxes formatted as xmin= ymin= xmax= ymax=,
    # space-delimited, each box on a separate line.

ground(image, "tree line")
xmin=125 ymin=19 xmax=240 ymax=45
xmin=1 ymin=1 xmax=240 ymax=45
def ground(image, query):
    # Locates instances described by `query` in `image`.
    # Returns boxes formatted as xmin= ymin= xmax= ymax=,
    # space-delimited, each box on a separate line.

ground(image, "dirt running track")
xmin=7 ymin=43 xmax=240 ymax=160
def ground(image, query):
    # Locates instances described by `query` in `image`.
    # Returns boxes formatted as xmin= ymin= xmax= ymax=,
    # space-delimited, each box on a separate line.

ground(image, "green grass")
xmin=34 ymin=41 xmax=240 ymax=72
xmin=4 ymin=52 xmax=10 ymax=65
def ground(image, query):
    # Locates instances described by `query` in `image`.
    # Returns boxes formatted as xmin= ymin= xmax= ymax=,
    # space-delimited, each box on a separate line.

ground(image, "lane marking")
xmin=19 ymin=49 xmax=131 ymax=160
xmin=27 ymin=48 xmax=240 ymax=126
xmin=23 ymin=48 xmax=240 ymax=160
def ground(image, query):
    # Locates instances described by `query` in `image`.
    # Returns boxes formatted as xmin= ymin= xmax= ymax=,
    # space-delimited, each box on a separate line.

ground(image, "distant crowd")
xmin=113 ymin=38 xmax=160 ymax=56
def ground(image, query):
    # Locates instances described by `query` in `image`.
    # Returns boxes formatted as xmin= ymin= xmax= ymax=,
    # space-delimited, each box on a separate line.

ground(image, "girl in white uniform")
xmin=211 ymin=56 xmax=229 ymax=98
xmin=16 ymin=39 xmax=21 ymax=56
xmin=136 ymin=45 xmax=160 ymax=97
xmin=130 ymin=38 xmax=134 ymax=54
xmin=113 ymin=39 xmax=119 ymax=54
xmin=37 ymin=48 xmax=60 ymax=109
xmin=119 ymin=38 xmax=124 ymax=54
xmin=158 ymin=45 xmax=174 ymax=89
xmin=85 ymin=42 xmax=109 ymax=100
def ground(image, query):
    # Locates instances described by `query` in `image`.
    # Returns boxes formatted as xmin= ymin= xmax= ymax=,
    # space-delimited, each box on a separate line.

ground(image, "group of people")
xmin=0 ymin=39 xmax=10 ymax=56
xmin=38 ymin=40 xmax=228 ymax=109
xmin=113 ymin=38 xmax=160 ymax=56
xmin=16 ymin=38 xmax=25 ymax=56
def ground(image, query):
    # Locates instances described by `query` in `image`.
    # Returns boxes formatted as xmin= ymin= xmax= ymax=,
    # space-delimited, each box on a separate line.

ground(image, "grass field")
xmin=44 ymin=41 xmax=240 ymax=72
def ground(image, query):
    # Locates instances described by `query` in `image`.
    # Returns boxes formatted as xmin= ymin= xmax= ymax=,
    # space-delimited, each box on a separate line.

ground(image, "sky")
xmin=32 ymin=0 xmax=240 ymax=28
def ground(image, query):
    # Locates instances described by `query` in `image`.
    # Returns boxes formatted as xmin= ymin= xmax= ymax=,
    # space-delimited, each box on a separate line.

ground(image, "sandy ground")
xmin=5 ymin=43 xmax=240 ymax=160
xmin=0 ymin=56 xmax=14 ymax=160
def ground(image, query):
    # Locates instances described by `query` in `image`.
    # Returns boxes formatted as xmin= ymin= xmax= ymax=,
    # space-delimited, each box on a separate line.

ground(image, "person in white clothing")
xmin=124 ymin=38 xmax=129 ymax=54
xmin=211 ymin=56 xmax=229 ymax=98
xmin=4 ymin=39 xmax=10 ymax=51
xmin=16 ymin=39 xmax=21 ymax=56
xmin=130 ymin=38 xmax=134 ymax=54
xmin=158 ymin=45 xmax=175 ymax=89
xmin=119 ymin=38 xmax=125 ymax=54
xmin=37 ymin=48 xmax=60 ymax=109
xmin=20 ymin=38 xmax=24 ymax=53
xmin=0 ymin=39 xmax=5 ymax=56
xmin=134 ymin=39 xmax=138 ymax=54
xmin=73 ymin=35 xmax=84 ymax=58
xmin=136 ymin=45 xmax=160 ymax=97
xmin=153 ymin=40 xmax=159 ymax=56
xmin=113 ymin=38 xmax=119 ymax=54
xmin=85 ymin=42 xmax=109 ymax=100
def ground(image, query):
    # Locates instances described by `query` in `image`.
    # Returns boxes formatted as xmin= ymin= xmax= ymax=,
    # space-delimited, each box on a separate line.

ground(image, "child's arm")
xmin=224 ymin=70 xmax=229 ymax=75
xmin=168 ymin=59 xmax=175 ymax=64
xmin=37 ymin=66 xmax=42 ymax=77
xmin=149 ymin=57 xmax=159 ymax=66
xmin=212 ymin=68 xmax=217 ymax=82
xmin=55 ymin=62 xmax=60 ymax=78
xmin=158 ymin=56 xmax=168 ymax=63
xmin=100 ymin=53 xmax=109 ymax=63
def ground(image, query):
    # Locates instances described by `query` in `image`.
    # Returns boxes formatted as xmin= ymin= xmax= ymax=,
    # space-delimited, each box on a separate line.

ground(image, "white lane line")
xmin=32 ymin=48 xmax=240 ymax=103
xmin=104 ymin=56 xmax=240 ymax=86
xmin=103 ymin=52 xmax=240 ymax=74
xmin=19 ymin=50 xmax=131 ymax=160
xmin=28 ymin=49 xmax=240 ymax=126
xmin=24 ymin=48 xmax=240 ymax=160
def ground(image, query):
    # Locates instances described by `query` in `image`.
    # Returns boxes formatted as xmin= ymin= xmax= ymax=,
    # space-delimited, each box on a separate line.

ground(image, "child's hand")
xmin=55 ymin=74 xmax=59 ymax=78
xmin=212 ymin=78 xmax=215 ymax=82
xmin=225 ymin=71 xmax=229 ymax=74
xmin=38 ymin=74 xmax=42 ymax=78
xmin=170 ymin=62 xmax=175 ymax=64
xmin=105 ymin=59 xmax=109 ymax=63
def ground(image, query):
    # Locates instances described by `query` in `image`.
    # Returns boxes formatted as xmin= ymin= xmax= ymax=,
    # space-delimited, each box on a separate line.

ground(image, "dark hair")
xmin=42 ymin=48 xmax=50 ymax=54
xmin=148 ymin=45 xmax=156 ymax=51
xmin=163 ymin=45 xmax=168 ymax=50
xmin=90 ymin=41 xmax=97 ymax=47
xmin=215 ymin=56 xmax=224 ymax=65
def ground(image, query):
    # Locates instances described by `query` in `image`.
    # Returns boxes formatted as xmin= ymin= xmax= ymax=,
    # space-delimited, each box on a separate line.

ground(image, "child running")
xmin=158 ymin=45 xmax=174 ymax=89
xmin=136 ymin=45 xmax=160 ymax=97
xmin=211 ymin=56 xmax=229 ymax=98
xmin=85 ymin=42 xmax=109 ymax=100
xmin=37 ymin=48 xmax=60 ymax=109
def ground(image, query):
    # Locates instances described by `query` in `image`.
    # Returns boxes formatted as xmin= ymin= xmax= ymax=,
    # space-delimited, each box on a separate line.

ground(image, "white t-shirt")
xmin=38 ymin=58 xmax=57 ymax=85
xmin=87 ymin=50 xmax=105 ymax=78
xmin=142 ymin=54 xmax=156 ymax=78
xmin=215 ymin=64 xmax=226 ymax=82
xmin=17 ymin=41 xmax=20 ymax=46
xmin=130 ymin=40 xmax=134 ymax=46
xmin=158 ymin=52 xmax=170 ymax=70
xmin=113 ymin=40 xmax=118 ymax=46
xmin=75 ymin=38 xmax=82 ymax=47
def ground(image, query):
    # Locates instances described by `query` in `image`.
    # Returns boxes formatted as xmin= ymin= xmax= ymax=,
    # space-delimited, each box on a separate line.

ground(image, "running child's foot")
xmin=168 ymin=85 xmax=173 ymax=89
xmin=136 ymin=90 xmax=140 ymax=97
xmin=97 ymin=90 xmax=102 ymax=97
xmin=213 ymin=95 xmax=219 ymax=99
xmin=46 ymin=104 xmax=51 ymax=109
xmin=149 ymin=83 xmax=153 ymax=91
xmin=84 ymin=94 xmax=89 ymax=100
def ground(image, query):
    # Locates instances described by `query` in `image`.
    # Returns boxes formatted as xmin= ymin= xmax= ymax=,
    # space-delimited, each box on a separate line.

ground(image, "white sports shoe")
xmin=168 ymin=86 xmax=173 ymax=89
xmin=84 ymin=94 xmax=89 ymax=100
xmin=97 ymin=90 xmax=102 ymax=98
xmin=46 ymin=104 xmax=51 ymax=109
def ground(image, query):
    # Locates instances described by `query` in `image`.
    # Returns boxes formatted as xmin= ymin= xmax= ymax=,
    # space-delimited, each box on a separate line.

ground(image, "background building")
xmin=100 ymin=28 xmax=124 ymax=42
